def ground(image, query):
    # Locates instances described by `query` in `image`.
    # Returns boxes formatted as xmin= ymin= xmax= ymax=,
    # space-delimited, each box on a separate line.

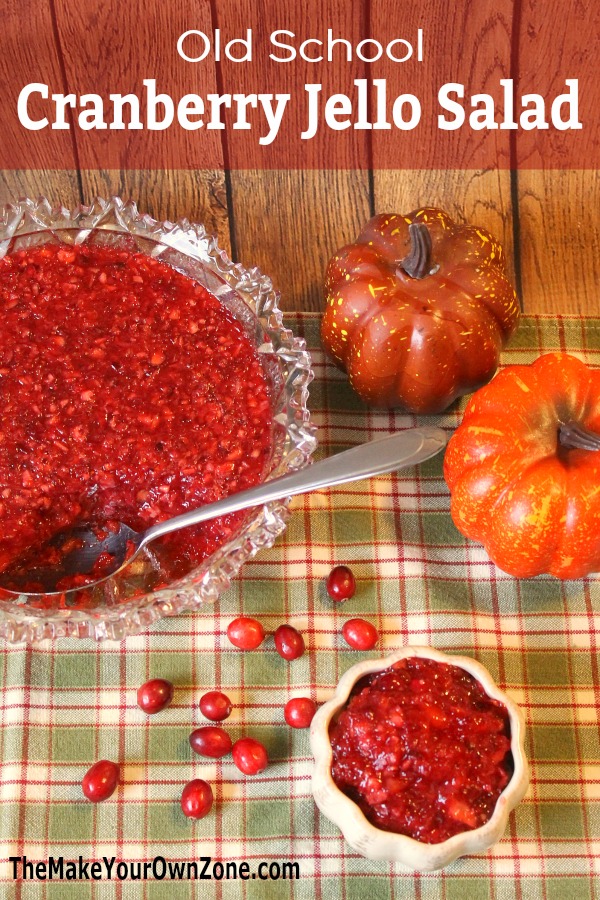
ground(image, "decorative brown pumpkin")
xmin=321 ymin=208 xmax=520 ymax=414
xmin=445 ymin=353 xmax=600 ymax=580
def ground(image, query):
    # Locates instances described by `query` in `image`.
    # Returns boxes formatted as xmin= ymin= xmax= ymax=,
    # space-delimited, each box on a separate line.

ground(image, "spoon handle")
xmin=141 ymin=426 xmax=447 ymax=549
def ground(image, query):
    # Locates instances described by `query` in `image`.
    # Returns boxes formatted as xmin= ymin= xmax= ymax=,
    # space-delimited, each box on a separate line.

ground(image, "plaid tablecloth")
xmin=0 ymin=313 xmax=599 ymax=899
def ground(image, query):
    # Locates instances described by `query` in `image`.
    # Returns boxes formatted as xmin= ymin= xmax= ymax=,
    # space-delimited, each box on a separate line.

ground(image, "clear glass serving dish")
xmin=0 ymin=197 xmax=316 ymax=642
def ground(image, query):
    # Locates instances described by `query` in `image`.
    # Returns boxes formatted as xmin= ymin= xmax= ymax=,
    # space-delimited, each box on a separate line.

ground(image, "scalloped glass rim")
xmin=0 ymin=197 xmax=316 ymax=642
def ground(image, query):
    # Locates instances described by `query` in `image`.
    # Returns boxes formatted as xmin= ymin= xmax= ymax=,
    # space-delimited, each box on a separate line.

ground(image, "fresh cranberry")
xmin=227 ymin=617 xmax=265 ymax=650
xmin=189 ymin=726 xmax=232 ymax=758
xmin=199 ymin=691 xmax=232 ymax=722
xmin=232 ymin=738 xmax=268 ymax=775
xmin=137 ymin=678 xmax=174 ymax=715
xmin=329 ymin=657 xmax=513 ymax=843
xmin=180 ymin=779 xmax=213 ymax=820
xmin=326 ymin=565 xmax=356 ymax=602
xmin=274 ymin=624 xmax=305 ymax=660
xmin=284 ymin=697 xmax=317 ymax=729
xmin=82 ymin=760 xmax=119 ymax=803
xmin=342 ymin=619 xmax=379 ymax=650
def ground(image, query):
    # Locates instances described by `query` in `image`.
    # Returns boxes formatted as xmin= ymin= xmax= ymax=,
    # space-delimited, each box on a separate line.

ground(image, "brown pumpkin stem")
xmin=398 ymin=223 xmax=438 ymax=279
xmin=559 ymin=421 xmax=600 ymax=451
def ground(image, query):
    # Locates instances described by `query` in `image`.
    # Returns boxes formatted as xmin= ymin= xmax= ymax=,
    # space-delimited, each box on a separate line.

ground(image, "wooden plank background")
xmin=1 ymin=0 xmax=599 ymax=315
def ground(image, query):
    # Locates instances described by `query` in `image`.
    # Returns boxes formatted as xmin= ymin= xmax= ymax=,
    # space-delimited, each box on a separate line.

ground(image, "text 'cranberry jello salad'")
xmin=0 ymin=243 xmax=273 ymax=591
xmin=329 ymin=657 xmax=513 ymax=844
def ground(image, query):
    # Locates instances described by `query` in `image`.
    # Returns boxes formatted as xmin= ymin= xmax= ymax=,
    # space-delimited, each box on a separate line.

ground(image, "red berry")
xmin=284 ymin=697 xmax=317 ymax=729
xmin=189 ymin=726 xmax=232 ymax=758
xmin=342 ymin=618 xmax=379 ymax=651
xmin=199 ymin=691 xmax=232 ymax=722
xmin=137 ymin=678 xmax=174 ymax=715
xmin=227 ymin=617 xmax=265 ymax=650
xmin=82 ymin=760 xmax=119 ymax=803
xmin=274 ymin=624 xmax=305 ymax=661
xmin=180 ymin=779 xmax=213 ymax=820
xmin=232 ymin=738 xmax=268 ymax=775
xmin=327 ymin=565 xmax=356 ymax=602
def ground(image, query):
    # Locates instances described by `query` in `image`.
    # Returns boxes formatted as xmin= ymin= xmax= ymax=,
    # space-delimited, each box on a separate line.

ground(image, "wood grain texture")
xmin=219 ymin=0 xmax=373 ymax=311
xmin=229 ymin=169 xmax=371 ymax=310
xmin=515 ymin=0 xmax=600 ymax=314
xmin=517 ymin=170 xmax=600 ymax=314
xmin=2 ymin=0 xmax=598 ymax=316
xmin=0 ymin=170 xmax=81 ymax=208
xmin=372 ymin=169 xmax=516 ymax=287
xmin=52 ymin=0 xmax=224 ymax=170
xmin=212 ymin=0 xmax=372 ymax=169
xmin=79 ymin=170 xmax=231 ymax=255
xmin=0 ymin=0 xmax=78 ymax=168
xmin=514 ymin=0 xmax=599 ymax=170
xmin=369 ymin=0 xmax=514 ymax=170
xmin=368 ymin=0 xmax=519 ymax=307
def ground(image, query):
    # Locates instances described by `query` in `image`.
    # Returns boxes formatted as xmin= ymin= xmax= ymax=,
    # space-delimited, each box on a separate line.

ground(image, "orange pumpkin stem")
xmin=559 ymin=421 xmax=600 ymax=451
xmin=398 ymin=223 xmax=438 ymax=280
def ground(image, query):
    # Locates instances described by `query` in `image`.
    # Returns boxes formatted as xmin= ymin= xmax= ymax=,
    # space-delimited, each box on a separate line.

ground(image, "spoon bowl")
xmin=0 ymin=523 xmax=139 ymax=594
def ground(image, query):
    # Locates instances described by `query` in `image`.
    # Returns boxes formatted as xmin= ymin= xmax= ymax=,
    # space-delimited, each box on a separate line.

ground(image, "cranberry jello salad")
xmin=329 ymin=656 xmax=514 ymax=844
xmin=0 ymin=242 xmax=273 ymax=590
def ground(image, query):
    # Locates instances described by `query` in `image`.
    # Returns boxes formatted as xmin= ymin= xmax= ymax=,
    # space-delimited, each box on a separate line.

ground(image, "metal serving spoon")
xmin=0 ymin=426 xmax=446 ymax=595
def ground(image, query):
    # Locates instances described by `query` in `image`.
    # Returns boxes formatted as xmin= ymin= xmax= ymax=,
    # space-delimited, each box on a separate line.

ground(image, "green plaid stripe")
xmin=0 ymin=314 xmax=599 ymax=899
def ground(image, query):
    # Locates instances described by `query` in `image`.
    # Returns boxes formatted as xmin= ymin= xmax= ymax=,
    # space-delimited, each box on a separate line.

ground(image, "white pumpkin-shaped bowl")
xmin=310 ymin=646 xmax=529 ymax=872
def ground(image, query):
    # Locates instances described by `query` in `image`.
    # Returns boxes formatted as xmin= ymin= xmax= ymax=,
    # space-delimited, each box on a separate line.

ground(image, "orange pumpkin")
xmin=444 ymin=353 xmax=600 ymax=580
xmin=321 ymin=208 xmax=519 ymax=414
